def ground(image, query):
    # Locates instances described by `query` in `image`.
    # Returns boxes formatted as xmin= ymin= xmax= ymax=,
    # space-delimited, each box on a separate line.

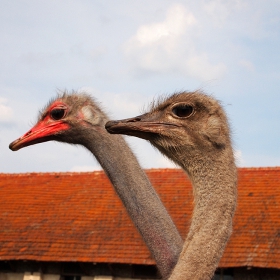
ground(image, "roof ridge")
xmin=0 ymin=171 xmax=106 ymax=176
xmin=238 ymin=166 xmax=280 ymax=171
xmin=0 ymin=166 xmax=280 ymax=176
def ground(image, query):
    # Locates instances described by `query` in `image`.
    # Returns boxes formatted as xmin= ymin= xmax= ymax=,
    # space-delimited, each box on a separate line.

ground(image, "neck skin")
xmin=80 ymin=127 xmax=183 ymax=279
xmin=164 ymin=146 xmax=237 ymax=280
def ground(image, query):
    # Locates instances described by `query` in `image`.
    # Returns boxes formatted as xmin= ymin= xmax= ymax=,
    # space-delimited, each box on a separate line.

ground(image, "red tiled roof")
xmin=0 ymin=168 xmax=279 ymax=268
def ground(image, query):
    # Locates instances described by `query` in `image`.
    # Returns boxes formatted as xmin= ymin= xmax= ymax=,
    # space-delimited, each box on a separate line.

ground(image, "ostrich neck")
xmin=81 ymin=127 xmax=183 ymax=279
xmin=168 ymin=146 xmax=237 ymax=280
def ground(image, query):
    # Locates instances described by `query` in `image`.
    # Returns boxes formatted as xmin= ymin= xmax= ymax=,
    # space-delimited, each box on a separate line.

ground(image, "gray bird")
xmin=9 ymin=91 xmax=183 ymax=279
xmin=106 ymin=91 xmax=237 ymax=280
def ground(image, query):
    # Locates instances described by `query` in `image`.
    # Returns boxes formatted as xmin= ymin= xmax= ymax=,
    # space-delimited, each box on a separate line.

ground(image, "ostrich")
xmin=9 ymin=91 xmax=183 ymax=279
xmin=105 ymin=91 xmax=237 ymax=280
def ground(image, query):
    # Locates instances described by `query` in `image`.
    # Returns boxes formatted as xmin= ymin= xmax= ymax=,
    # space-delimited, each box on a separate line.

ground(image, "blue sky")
xmin=1 ymin=0 xmax=279 ymax=173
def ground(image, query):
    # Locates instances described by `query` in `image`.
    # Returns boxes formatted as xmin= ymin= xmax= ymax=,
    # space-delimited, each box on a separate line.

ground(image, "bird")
xmin=9 ymin=91 xmax=183 ymax=279
xmin=105 ymin=91 xmax=237 ymax=280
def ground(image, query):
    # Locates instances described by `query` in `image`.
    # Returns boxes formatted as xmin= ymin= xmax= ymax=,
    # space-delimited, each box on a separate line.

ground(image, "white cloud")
xmin=124 ymin=4 xmax=195 ymax=71
xmin=133 ymin=4 xmax=195 ymax=46
xmin=0 ymin=98 xmax=13 ymax=122
xmin=123 ymin=3 xmax=226 ymax=81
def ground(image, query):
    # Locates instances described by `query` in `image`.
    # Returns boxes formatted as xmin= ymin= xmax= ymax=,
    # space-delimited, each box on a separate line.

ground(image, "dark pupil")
xmin=50 ymin=109 xmax=65 ymax=120
xmin=172 ymin=105 xmax=193 ymax=118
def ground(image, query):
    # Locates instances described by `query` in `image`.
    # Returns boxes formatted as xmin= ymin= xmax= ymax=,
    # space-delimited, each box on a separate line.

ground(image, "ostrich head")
xmin=9 ymin=92 xmax=108 ymax=151
xmin=106 ymin=91 xmax=232 ymax=167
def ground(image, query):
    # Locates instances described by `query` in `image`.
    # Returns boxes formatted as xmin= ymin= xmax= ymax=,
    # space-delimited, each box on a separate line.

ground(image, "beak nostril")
xmin=127 ymin=116 xmax=141 ymax=123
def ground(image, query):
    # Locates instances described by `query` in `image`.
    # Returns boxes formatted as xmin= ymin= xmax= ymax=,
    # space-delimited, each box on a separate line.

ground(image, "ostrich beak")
xmin=105 ymin=112 xmax=178 ymax=140
xmin=9 ymin=120 xmax=69 ymax=151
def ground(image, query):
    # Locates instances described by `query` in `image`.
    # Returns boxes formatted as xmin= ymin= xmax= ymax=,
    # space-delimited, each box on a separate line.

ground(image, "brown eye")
xmin=172 ymin=104 xmax=193 ymax=118
xmin=50 ymin=108 xmax=65 ymax=120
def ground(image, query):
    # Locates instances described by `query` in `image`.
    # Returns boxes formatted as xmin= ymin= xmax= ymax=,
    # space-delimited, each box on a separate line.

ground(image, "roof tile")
xmin=0 ymin=167 xmax=279 ymax=268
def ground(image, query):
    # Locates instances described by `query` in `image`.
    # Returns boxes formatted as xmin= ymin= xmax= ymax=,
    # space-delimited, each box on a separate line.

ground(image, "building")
xmin=0 ymin=168 xmax=279 ymax=280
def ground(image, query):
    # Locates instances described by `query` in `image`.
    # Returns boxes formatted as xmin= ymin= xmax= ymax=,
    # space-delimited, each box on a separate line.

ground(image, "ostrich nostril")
xmin=127 ymin=116 xmax=142 ymax=122
xmin=25 ymin=130 xmax=32 ymax=136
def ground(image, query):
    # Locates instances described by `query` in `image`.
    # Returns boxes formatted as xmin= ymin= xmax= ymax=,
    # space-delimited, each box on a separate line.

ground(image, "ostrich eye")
xmin=172 ymin=104 xmax=193 ymax=118
xmin=50 ymin=108 xmax=66 ymax=120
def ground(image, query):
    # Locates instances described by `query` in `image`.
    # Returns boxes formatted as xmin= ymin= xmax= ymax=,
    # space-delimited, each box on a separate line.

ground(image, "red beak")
xmin=9 ymin=120 xmax=69 ymax=151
